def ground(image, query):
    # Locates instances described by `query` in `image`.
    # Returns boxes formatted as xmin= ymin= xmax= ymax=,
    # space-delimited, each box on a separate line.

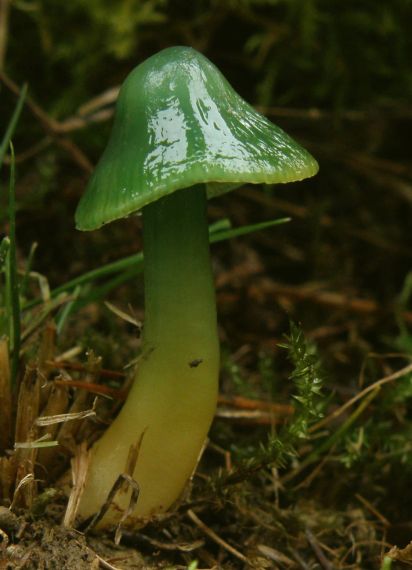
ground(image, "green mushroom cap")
xmin=76 ymin=46 xmax=318 ymax=231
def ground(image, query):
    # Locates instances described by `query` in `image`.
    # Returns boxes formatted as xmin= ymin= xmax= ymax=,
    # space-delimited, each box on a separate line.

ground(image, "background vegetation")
xmin=1 ymin=1 xmax=412 ymax=568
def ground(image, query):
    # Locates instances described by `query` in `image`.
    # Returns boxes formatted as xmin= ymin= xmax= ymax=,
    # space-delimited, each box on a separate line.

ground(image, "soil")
xmin=0 ymin=507 xmax=149 ymax=569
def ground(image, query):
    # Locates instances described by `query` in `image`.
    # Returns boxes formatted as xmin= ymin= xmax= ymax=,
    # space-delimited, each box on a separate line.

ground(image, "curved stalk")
xmin=79 ymin=185 xmax=219 ymax=526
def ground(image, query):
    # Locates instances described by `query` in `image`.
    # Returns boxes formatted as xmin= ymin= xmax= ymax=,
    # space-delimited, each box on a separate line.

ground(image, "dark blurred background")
xmin=2 ymin=2 xmax=412 ymax=561
xmin=1 ymin=0 xmax=412 ymax=384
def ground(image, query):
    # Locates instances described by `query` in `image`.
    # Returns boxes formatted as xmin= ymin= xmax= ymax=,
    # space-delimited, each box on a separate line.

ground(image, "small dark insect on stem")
xmin=189 ymin=358 xmax=203 ymax=368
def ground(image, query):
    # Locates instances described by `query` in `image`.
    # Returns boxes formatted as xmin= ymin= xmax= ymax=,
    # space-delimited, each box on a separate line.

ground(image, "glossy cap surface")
xmin=76 ymin=46 xmax=318 ymax=230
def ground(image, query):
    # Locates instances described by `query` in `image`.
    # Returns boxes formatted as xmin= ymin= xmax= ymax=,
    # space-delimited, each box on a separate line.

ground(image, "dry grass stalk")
xmin=0 ymin=338 xmax=12 ymax=451
xmin=387 ymin=541 xmax=412 ymax=564
xmin=37 ymin=321 xmax=56 ymax=368
xmin=37 ymin=383 xmax=70 ymax=473
xmin=83 ymin=434 xmax=145 ymax=537
xmin=0 ymin=457 xmax=15 ymax=502
xmin=57 ymin=352 xmax=102 ymax=452
xmin=57 ymin=389 xmax=95 ymax=454
xmin=71 ymin=353 xmax=104 ymax=445
xmin=83 ymin=471 xmax=140 ymax=538
xmin=13 ymin=364 xmax=41 ymax=507
xmin=36 ymin=407 xmax=96 ymax=427
xmin=36 ymin=322 xmax=57 ymax=410
xmin=63 ymin=441 xmax=90 ymax=528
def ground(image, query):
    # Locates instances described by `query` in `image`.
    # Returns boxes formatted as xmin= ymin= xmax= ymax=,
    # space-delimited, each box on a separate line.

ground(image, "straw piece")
xmin=0 ymin=338 xmax=12 ymax=451
xmin=13 ymin=364 xmax=41 ymax=507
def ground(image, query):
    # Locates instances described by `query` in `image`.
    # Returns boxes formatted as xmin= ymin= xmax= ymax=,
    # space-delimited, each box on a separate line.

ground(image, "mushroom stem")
xmin=79 ymin=185 xmax=219 ymax=525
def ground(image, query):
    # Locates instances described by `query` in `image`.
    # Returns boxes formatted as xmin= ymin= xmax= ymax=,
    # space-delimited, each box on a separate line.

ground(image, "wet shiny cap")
xmin=76 ymin=46 xmax=318 ymax=230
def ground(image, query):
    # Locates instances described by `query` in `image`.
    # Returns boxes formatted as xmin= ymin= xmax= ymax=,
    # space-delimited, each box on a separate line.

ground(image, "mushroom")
xmin=75 ymin=46 xmax=318 ymax=527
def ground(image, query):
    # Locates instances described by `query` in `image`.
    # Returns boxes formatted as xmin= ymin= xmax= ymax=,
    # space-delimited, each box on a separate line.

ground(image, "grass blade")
xmin=55 ymin=285 xmax=81 ymax=335
xmin=0 ymin=236 xmax=10 ymax=270
xmin=0 ymin=84 xmax=27 ymax=169
xmin=20 ymin=242 xmax=38 ymax=299
xmin=211 ymin=216 xmax=291 ymax=242
xmin=23 ymin=216 xmax=290 ymax=312
xmin=60 ymin=267 xmax=139 ymax=314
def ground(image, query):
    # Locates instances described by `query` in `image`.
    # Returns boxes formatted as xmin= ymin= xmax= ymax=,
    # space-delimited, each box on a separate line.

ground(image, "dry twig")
xmin=0 ymin=71 xmax=93 ymax=172
xmin=187 ymin=509 xmax=247 ymax=563
xmin=355 ymin=493 xmax=390 ymax=527
xmin=310 ymin=361 xmax=412 ymax=433
xmin=0 ymin=0 xmax=10 ymax=69
xmin=305 ymin=528 xmax=334 ymax=570
xmin=253 ymin=278 xmax=412 ymax=323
